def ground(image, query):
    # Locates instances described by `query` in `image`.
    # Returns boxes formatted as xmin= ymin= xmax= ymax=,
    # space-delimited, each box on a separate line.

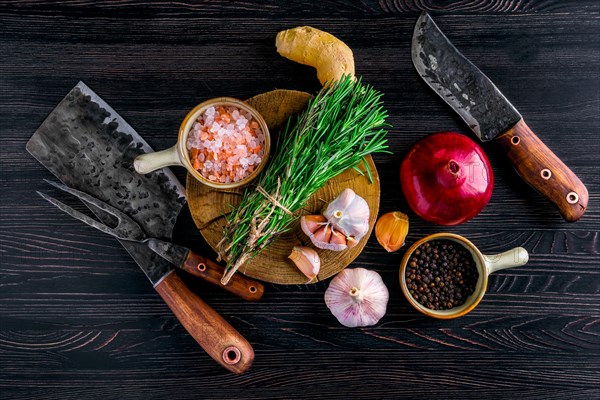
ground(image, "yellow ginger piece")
xmin=276 ymin=26 xmax=355 ymax=86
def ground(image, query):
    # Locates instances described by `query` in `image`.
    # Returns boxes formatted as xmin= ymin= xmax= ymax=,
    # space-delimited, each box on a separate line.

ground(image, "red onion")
xmin=400 ymin=132 xmax=493 ymax=225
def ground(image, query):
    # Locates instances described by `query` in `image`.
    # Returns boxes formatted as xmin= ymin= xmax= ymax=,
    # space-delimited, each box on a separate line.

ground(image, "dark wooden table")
xmin=1 ymin=1 xmax=598 ymax=399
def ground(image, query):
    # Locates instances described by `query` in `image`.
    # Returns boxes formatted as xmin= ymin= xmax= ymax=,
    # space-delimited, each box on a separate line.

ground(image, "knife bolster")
xmin=496 ymin=119 xmax=588 ymax=222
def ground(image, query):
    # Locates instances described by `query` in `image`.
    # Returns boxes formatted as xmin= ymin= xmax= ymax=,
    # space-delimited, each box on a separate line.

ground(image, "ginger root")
xmin=276 ymin=26 xmax=355 ymax=86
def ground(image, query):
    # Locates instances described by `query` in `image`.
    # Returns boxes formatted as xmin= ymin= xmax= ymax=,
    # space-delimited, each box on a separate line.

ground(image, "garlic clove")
xmin=323 ymin=188 xmax=370 ymax=241
xmin=313 ymin=225 xmax=332 ymax=243
xmin=330 ymin=228 xmax=346 ymax=246
xmin=321 ymin=228 xmax=348 ymax=251
xmin=375 ymin=211 xmax=409 ymax=252
xmin=324 ymin=268 xmax=389 ymax=327
xmin=345 ymin=236 xmax=359 ymax=248
xmin=330 ymin=187 xmax=355 ymax=210
xmin=300 ymin=214 xmax=327 ymax=236
xmin=288 ymin=246 xmax=320 ymax=282
xmin=303 ymin=219 xmax=348 ymax=251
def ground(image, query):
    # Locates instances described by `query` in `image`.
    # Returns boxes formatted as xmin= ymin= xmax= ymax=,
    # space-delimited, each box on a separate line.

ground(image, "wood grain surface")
xmin=187 ymin=90 xmax=380 ymax=284
xmin=1 ymin=1 xmax=599 ymax=399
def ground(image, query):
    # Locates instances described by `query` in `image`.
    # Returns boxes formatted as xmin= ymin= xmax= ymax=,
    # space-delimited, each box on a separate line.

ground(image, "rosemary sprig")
xmin=219 ymin=75 xmax=390 ymax=284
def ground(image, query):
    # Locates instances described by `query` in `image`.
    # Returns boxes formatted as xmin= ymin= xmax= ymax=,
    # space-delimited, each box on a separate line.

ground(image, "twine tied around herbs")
xmin=255 ymin=180 xmax=293 ymax=216
xmin=219 ymin=177 xmax=292 ymax=284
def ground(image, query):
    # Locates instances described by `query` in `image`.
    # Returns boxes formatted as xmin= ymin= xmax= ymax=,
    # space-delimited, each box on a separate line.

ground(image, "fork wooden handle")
xmin=154 ymin=271 xmax=254 ymax=374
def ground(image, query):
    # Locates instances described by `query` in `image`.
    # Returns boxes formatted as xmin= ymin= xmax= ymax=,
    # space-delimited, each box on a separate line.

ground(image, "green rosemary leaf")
xmin=219 ymin=75 xmax=390 ymax=283
xmin=352 ymin=165 xmax=365 ymax=177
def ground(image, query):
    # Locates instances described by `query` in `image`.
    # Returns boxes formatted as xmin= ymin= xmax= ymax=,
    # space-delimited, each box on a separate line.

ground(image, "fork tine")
xmin=43 ymin=179 xmax=125 ymax=219
xmin=43 ymin=179 xmax=141 ymax=230
xmin=37 ymin=191 xmax=130 ymax=240
xmin=43 ymin=179 xmax=146 ymax=240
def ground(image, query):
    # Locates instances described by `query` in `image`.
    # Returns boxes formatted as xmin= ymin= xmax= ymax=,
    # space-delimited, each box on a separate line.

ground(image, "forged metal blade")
xmin=146 ymin=239 xmax=190 ymax=268
xmin=27 ymin=82 xmax=186 ymax=285
xmin=412 ymin=12 xmax=522 ymax=141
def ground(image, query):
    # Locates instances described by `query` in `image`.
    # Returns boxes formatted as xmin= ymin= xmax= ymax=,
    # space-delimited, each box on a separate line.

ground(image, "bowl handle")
xmin=483 ymin=247 xmax=529 ymax=274
xmin=134 ymin=144 xmax=182 ymax=174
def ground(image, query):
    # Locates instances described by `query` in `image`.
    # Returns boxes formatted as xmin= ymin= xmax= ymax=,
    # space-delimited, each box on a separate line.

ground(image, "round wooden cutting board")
xmin=186 ymin=89 xmax=380 ymax=284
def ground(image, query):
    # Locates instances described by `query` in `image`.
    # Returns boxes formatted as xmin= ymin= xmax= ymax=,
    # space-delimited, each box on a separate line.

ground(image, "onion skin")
xmin=400 ymin=132 xmax=494 ymax=226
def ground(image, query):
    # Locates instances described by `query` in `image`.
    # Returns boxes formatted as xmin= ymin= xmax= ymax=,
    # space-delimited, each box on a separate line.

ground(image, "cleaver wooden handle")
xmin=154 ymin=271 xmax=254 ymax=374
xmin=496 ymin=119 xmax=588 ymax=222
xmin=180 ymin=251 xmax=264 ymax=302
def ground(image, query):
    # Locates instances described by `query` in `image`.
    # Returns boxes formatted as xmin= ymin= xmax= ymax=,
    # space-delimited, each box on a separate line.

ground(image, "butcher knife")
xmin=412 ymin=12 xmax=588 ymax=222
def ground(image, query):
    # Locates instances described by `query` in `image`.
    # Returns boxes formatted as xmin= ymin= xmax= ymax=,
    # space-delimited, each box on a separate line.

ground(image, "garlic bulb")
xmin=323 ymin=188 xmax=370 ymax=241
xmin=288 ymin=246 xmax=320 ymax=282
xmin=300 ymin=188 xmax=370 ymax=251
xmin=324 ymin=268 xmax=389 ymax=327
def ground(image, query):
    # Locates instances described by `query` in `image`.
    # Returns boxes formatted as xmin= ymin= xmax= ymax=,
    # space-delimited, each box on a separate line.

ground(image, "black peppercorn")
xmin=405 ymin=239 xmax=479 ymax=311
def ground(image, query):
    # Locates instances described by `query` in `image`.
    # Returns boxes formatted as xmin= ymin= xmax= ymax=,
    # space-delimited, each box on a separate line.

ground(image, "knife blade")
xmin=412 ymin=12 xmax=588 ymax=222
xmin=146 ymin=239 xmax=264 ymax=301
xmin=27 ymin=82 xmax=254 ymax=373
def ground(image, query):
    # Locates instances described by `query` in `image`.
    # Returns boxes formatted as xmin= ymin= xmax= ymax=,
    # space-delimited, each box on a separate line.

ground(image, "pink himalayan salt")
xmin=187 ymin=105 xmax=265 ymax=183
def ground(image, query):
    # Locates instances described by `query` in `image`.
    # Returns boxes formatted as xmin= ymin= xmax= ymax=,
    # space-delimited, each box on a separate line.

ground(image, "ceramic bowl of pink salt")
xmin=134 ymin=97 xmax=270 ymax=189
xmin=184 ymin=98 xmax=270 ymax=188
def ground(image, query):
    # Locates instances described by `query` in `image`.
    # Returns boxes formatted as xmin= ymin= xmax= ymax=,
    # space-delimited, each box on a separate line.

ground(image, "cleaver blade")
xmin=412 ymin=12 xmax=588 ymax=222
xmin=26 ymin=82 xmax=254 ymax=373
xmin=26 ymin=81 xmax=186 ymax=281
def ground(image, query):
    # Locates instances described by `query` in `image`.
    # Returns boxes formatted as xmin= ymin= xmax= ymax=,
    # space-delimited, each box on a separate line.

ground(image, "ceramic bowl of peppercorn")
xmin=400 ymin=233 xmax=529 ymax=319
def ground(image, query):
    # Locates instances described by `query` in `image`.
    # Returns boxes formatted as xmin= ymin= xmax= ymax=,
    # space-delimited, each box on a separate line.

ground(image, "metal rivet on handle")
xmin=540 ymin=169 xmax=552 ymax=180
xmin=566 ymin=192 xmax=579 ymax=204
xmin=511 ymin=136 xmax=520 ymax=145
xmin=223 ymin=346 xmax=241 ymax=364
xmin=197 ymin=263 xmax=206 ymax=272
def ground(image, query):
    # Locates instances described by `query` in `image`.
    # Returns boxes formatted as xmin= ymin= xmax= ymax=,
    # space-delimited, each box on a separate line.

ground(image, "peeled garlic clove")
xmin=324 ymin=268 xmax=389 ymax=327
xmin=300 ymin=214 xmax=327 ymax=236
xmin=323 ymin=188 xmax=370 ymax=241
xmin=289 ymin=246 xmax=320 ymax=282
xmin=375 ymin=211 xmax=409 ymax=252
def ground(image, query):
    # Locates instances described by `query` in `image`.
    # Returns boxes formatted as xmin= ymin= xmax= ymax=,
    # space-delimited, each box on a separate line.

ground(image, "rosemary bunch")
xmin=219 ymin=75 xmax=389 ymax=284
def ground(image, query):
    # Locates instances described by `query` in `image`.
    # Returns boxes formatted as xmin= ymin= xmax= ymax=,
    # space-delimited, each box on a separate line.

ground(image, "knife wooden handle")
xmin=180 ymin=251 xmax=264 ymax=301
xmin=496 ymin=119 xmax=588 ymax=222
xmin=154 ymin=271 xmax=254 ymax=374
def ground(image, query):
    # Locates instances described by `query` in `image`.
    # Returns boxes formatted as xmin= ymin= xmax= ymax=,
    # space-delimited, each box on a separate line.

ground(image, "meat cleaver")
xmin=26 ymin=82 xmax=254 ymax=373
xmin=412 ymin=12 xmax=588 ymax=222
